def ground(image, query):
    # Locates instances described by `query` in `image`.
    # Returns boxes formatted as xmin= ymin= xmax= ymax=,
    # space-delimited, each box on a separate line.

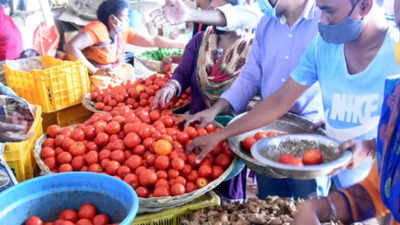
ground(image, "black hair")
xmin=97 ymin=0 xmax=129 ymax=28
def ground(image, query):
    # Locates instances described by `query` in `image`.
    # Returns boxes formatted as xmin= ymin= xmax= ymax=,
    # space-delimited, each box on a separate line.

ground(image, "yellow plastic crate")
xmin=132 ymin=191 xmax=220 ymax=225
xmin=56 ymin=104 xmax=93 ymax=127
xmin=4 ymin=105 xmax=43 ymax=181
xmin=3 ymin=56 xmax=90 ymax=113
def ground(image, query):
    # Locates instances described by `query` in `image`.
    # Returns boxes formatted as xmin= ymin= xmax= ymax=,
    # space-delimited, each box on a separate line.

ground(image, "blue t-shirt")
xmin=292 ymin=26 xmax=400 ymax=142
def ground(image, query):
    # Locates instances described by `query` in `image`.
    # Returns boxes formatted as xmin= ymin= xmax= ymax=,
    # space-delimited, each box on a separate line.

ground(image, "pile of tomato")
xmin=241 ymin=130 xmax=282 ymax=152
xmin=90 ymin=74 xmax=191 ymax=112
xmin=24 ymin=203 xmax=118 ymax=225
xmin=40 ymin=106 xmax=233 ymax=198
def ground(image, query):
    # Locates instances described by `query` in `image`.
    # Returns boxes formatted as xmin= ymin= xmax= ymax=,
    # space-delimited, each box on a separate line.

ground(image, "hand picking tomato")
xmin=278 ymin=154 xmax=303 ymax=166
xmin=302 ymin=148 xmax=323 ymax=165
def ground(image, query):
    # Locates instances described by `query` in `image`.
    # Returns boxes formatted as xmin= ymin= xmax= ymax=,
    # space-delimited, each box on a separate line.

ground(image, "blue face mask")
xmin=257 ymin=0 xmax=280 ymax=17
xmin=318 ymin=3 xmax=363 ymax=44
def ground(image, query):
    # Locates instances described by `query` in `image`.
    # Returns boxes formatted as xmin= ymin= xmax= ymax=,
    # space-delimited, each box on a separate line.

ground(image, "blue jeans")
xmin=256 ymin=175 xmax=331 ymax=199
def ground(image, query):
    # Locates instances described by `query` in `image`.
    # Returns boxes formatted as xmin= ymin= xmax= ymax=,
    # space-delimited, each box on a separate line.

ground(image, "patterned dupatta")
xmin=196 ymin=27 xmax=253 ymax=107
xmin=377 ymin=75 xmax=400 ymax=222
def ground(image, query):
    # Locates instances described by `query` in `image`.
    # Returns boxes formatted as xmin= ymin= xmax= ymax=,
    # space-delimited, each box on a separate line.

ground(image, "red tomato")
xmin=83 ymin=126 xmax=96 ymax=140
xmin=197 ymin=128 xmax=207 ymax=136
xmin=123 ymin=123 xmax=138 ymax=134
xmin=187 ymin=170 xmax=198 ymax=182
xmin=105 ymin=161 xmax=120 ymax=175
xmin=41 ymin=147 xmax=55 ymax=159
xmin=171 ymin=158 xmax=185 ymax=171
xmin=61 ymin=126 xmax=74 ymax=137
xmin=153 ymin=186 xmax=170 ymax=197
xmin=145 ymin=153 xmax=156 ymax=166
xmin=149 ymin=110 xmax=161 ymax=121
xmin=173 ymin=176 xmax=187 ymax=186
xmin=186 ymin=182 xmax=197 ymax=193
xmin=161 ymin=116 xmax=174 ymax=127
xmin=139 ymin=169 xmax=157 ymax=187
xmin=138 ymin=125 xmax=152 ymax=139
xmin=94 ymin=132 xmax=109 ymax=147
xmin=187 ymin=154 xmax=198 ymax=167
xmin=55 ymin=135 xmax=66 ymax=147
xmin=123 ymin=132 xmax=141 ymax=148
xmin=105 ymin=121 xmax=121 ymax=135
xmin=43 ymin=138 xmax=55 ymax=148
xmin=76 ymin=218 xmax=93 ymax=225
xmin=170 ymin=183 xmax=185 ymax=196
xmin=143 ymin=137 xmax=155 ymax=151
xmin=62 ymin=138 xmax=75 ymax=152
xmin=47 ymin=125 xmax=62 ymax=138
xmin=98 ymin=149 xmax=111 ymax=161
xmin=136 ymin=186 xmax=149 ymax=198
xmin=176 ymin=132 xmax=189 ymax=144
xmin=181 ymin=164 xmax=192 ymax=176
xmin=279 ymin=154 xmax=303 ymax=166
xmin=302 ymin=149 xmax=323 ymax=165
xmin=78 ymin=204 xmax=96 ymax=219
xmin=241 ymin=137 xmax=257 ymax=151
xmin=123 ymin=173 xmax=139 ymax=188
xmin=57 ymin=152 xmax=72 ymax=164
xmin=266 ymin=131 xmax=278 ymax=137
xmin=109 ymin=134 xmax=119 ymax=143
xmin=88 ymin=164 xmax=103 ymax=173
xmin=44 ymin=157 xmax=56 ymax=170
xmin=125 ymin=155 xmax=142 ymax=170
xmin=69 ymin=142 xmax=86 ymax=156
xmin=212 ymin=166 xmax=224 ymax=179
xmin=53 ymin=219 xmax=64 ymax=225
xmin=156 ymin=170 xmax=168 ymax=179
xmin=117 ymin=165 xmax=131 ymax=178
xmin=154 ymin=155 xmax=170 ymax=170
xmin=58 ymin=163 xmax=73 ymax=172
xmin=155 ymin=178 xmax=169 ymax=188
xmin=59 ymin=209 xmax=78 ymax=222
xmin=215 ymin=153 xmax=231 ymax=168
xmin=25 ymin=216 xmax=43 ymax=225
xmin=71 ymin=156 xmax=85 ymax=171
xmin=110 ymin=150 xmax=125 ymax=163
xmin=184 ymin=127 xmax=197 ymax=139
xmin=205 ymin=124 xmax=215 ymax=133
xmin=71 ymin=128 xmax=85 ymax=141
xmin=168 ymin=169 xmax=179 ymax=179
xmin=210 ymin=143 xmax=222 ymax=155
xmin=135 ymin=166 xmax=147 ymax=177
xmin=44 ymin=222 xmax=54 ymax=225
xmin=198 ymin=165 xmax=212 ymax=178
xmin=254 ymin=131 xmax=267 ymax=140
xmin=133 ymin=145 xmax=145 ymax=156
xmin=92 ymin=214 xmax=110 ymax=225
xmin=196 ymin=177 xmax=208 ymax=188
xmin=85 ymin=151 xmax=99 ymax=165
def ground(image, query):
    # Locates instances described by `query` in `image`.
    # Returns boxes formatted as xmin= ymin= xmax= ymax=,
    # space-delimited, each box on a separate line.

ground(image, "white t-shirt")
xmin=216 ymin=2 xmax=263 ymax=33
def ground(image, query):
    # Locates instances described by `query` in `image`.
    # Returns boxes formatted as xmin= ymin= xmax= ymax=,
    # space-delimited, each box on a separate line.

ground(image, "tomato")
xmin=266 ymin=131 xmax=278 ymax=137
xmin=62 ymin=137 xmax=75 ymax=151
xmin=205 ymin=124 xmax=215 ymax=133
xmin=44 ymin=157 xmax=56 ymax=170
xmin=176 ymin=132 xmax=189 ymax=144
xmin=302 ymin=148 xmax=323 ymax=165
xmin=145 ymin=153 xmax=156 ymax=166
xmin=123 ymin=132 xmax=141 ymax=148
xmin=123 ymin=173 xmax=139 ymax=188
xmin=187 ymin=153 xmax=198 ymax=167
xmin=76 ymin=218 xmax=93 ymax=225
xmin=241 ymin=136 xmax=257 ymax=151
xmin=168 ymin=169 xmax=180 ymax=179
xmin=139 ymin=169 xmax=157 ymax=186
xmin=110 ymin=150 xmax=125 ymax=163
xmin=153 ymin=186 xmax=170 ymax=197
xmin=136 ymin=186 xmax=149 ymax=198
xmin=59 ymin=209 xmax=78 ymax=222
xmin=41 ymin=147 xmax=55 ymax=159
xmin=71 ymin=156 xmax=85 ymax=171
xmin=53 ymin=220 xmax=65 ymax=225
xmin=279 ymin=154 xmax=303 ymax=166
xmin=173 ymin=176 xmax=187 ymax=186
xmin=254 ymin=131 xmax=267 ymax=140
xmin=155 ymin=178 xmax=169 ymax=188
xmin=196 ymin=177 xmax=208 ymax=188
xmin=133 ymin=145 xmax=145 ymax=155
xmin=170 ymin=183 xmax=185 ymax=196
xmin=69 ymin=142 xmax=86 ymax=156
xmin=58 ymin=163 xmax=73 ymax=172
xmin=105 ymin=161 xmax=120 ymax=175
xmin=43 ymin=138 xmax=55 ymax=148
xmin=47 ymin=125 xmax=62 ymax=138
xmin=143 ymin=137 xmax=154 ymax=151
xmin=117 ymin=165 xmax=131 ymax=178
xmin=61 ymin=126 xmax=74 ymax=137
xmin=25 ymin=216 xmax=43 ymax=225
xmin=184 ymin=127 xmax=197 ymax=139
xmin=55 ymin=135 xmax=66 ymax=147
xmin=215 ymin=153 xmax=231 ymax=168
xmin=85 ymin=151 xmax=98 ymax=165
xmin=57 ymin=152 xmax=72 ymax=164
xmin=186 ymin=182 xmax=197 ymax=193
xmin=171 ymin=157 xmax=185 ymax=171
xmin=88 ymin=164 xmax=103 ymax=173
xmin=92 ymin=214 xmax=110 ymax=225
xmin=161 ymin=116 xmax=174 ymax=127
xmin=123 ymin=123 xmax=138 ymax=134
xmin=105 ymin=121 xmax=121 ymax=135
xmin=197 ymin=128 xmax=207 ymax=136
xmin=78 ymin=204 xmax=97 ymax=220
xmin=138 ymin=125 xmax=152 ymax=139
xmin=181 ymin=164 xmax=192 ymax=176
xmin=100 ymin=159 xmax=110 ymax=168
xmin=212 ymin=166 xmax=224 ymax=179
xmin=98 ymin=150 xmax=110 ymax=161
xmin=149 ymin=110 xmax=161 ymax=121
xmin=44 ymin=222 xmax=54 ymax=225
xmin=135 ymin=166 xmax=147 ymax=176
xmin=198 ymin=165 xmax=212 ymax=178
xmin=156 ymin=170 xmax=168 ymax=179
xmin=71 ymin=128 xmax=85 ymax=141
xmin=126 ymin=155 xmax=142 ymax=170
xmin=154 ymin=155 xmax=169 ymax=170
xmin=210 ymin=144 xmax=222 ymax=156
xmin=83 ymin=125 xmax=96 ymax=140
xmin=187 ymin=170 xmax=198 ymax=182
xmin=94 ymin=132 xmax=109 ymax=147
xmin=153 ymin=139 xmax=172 ymax=155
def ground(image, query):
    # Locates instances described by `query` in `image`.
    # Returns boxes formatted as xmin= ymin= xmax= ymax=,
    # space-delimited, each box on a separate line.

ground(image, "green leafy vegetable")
xmin=138 ymin=48 xmax=183 ymax=61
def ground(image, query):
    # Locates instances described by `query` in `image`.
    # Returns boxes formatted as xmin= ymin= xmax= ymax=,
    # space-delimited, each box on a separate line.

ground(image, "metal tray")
xmin=251 ymin=134 xmax=352 ymax=179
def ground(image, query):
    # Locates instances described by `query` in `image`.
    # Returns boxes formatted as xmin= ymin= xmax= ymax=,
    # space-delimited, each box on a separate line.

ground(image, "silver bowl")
xmin=227 ymin=112 xmax=351 ymax=179
xmin=251 ymin=134 xmax=352 ymax=179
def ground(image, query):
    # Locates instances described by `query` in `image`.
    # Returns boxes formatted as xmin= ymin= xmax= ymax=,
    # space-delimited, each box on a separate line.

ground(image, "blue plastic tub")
xmin=0 ymin=172 xmax=138 ymax=225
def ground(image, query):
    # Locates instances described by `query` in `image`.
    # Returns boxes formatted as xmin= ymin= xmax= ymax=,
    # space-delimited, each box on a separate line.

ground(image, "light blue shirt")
xmin=221 ymin=0 xmax=323 ymax=122
xmin=291 ymin=25 xmax=400 ymax=188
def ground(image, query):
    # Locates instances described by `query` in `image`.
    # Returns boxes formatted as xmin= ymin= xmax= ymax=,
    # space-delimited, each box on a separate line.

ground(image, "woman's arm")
xmin=64 ymin=32 xmax=98 ymax=74
xmin=129 ymin=33 xmax=185 ymax=49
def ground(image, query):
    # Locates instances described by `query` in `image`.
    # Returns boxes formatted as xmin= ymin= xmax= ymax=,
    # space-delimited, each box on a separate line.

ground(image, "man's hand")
xmin=177 ymin=108 xmax=217 ymax=128
xmin=292 ymin=201 xmax=321 ymax=225
xmin=153 ymin=83 xmax=177 ymax=109
xmin=151 ymin=0 xmax=191 ymax=27
xmin=338 ymin=139 xmax=376 ymax=169
xmin=186 ymin=132 xmax=223 ymax=163
xmin=0 ymin=122 xmax=32 ymax=142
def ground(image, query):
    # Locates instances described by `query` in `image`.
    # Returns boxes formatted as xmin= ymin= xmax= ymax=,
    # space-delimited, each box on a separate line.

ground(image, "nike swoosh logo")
xmin=325 ymin=117 xmax=380 ymax=141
